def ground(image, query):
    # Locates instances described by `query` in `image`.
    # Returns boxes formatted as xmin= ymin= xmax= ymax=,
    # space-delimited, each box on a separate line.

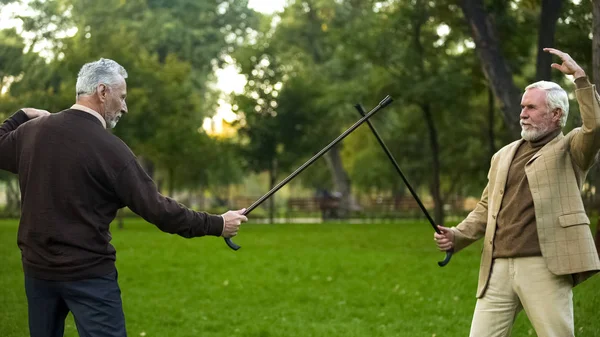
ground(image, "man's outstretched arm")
xmin=434 ymin=183 xmax=490 ymax=253
xmin=113 ymin=157 xmax=247 ymax=239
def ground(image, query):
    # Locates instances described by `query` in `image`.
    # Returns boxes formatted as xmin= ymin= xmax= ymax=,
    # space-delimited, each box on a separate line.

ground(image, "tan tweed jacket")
xmin=452 ymin=83 xmax=600 ymax=298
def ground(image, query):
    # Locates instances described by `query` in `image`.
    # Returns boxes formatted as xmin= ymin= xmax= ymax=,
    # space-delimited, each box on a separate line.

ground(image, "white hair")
xmin=76 ymin=58 xmax=128 ymax=98
xmin=525 ymin=80 xmax=569 ymax=127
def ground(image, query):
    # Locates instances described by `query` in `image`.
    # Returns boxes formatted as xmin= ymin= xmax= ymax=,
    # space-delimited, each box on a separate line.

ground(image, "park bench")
xmin=286 ymin=197 xmax=340 ymax=220
xmin=358 ymin=196 xmax=424 ymax=220
xmin=229 ymin=196 xmax=261 ymax=210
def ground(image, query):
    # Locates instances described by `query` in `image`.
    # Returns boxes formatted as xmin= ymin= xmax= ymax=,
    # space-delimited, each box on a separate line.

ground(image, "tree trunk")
xmin=324 ymin=144 xmax=351 ymax=219
xmin=117 ymin=209 xmax=124 ymax=229
xmin=139 ymin=156 xmax=156 ymax=180
xmin=303 ymin=2 xmax=352 ymax=219
xmin=168 ymin=167 xmax=175 ymax=197
xmin=5 ymin=177 xmax=20 ymax=217
xmin=488 ymin=87 xmax=496 ymax=158
xmin=268 ymin=158 xmax=277 ymax=224
xmin=593 ymin=0 xmax=600 ymax=256
xmin=594 ymin=0 xmax=600 ymax=89
xmin=535 ymin=0 xmax=562 ymax=81
xmin=460 ymin=0 xmax=522 ymax=138
xmin=596 ymin=224 xmax=600 ymax=258
xmin=422 ymin=103 xmax=444 ymax=225
xmin=412 ymin=2 xmax=444 ymax=225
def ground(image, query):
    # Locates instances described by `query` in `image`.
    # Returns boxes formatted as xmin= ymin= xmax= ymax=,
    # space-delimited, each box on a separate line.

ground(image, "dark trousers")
xmin=24 ymin=271 xmax=127 ymax=337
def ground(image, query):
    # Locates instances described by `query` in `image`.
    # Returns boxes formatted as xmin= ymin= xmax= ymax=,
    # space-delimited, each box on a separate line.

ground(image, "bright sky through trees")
xmin=0 ymin=0 xmax=286 ymax=135
xmin=206 ymin=0 xmax=286 ymax=135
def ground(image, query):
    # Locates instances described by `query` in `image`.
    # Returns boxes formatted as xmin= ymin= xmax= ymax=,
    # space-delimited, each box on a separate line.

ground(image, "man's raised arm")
xmin=544 ymin=48 xmax=600 ymax=170
xmin=0 ymin=108 xmax=50 ymax=173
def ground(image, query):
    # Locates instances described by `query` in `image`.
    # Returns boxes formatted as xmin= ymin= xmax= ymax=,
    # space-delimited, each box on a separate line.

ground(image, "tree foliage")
xmin=0 ymin=0 xmax=594 ymax=223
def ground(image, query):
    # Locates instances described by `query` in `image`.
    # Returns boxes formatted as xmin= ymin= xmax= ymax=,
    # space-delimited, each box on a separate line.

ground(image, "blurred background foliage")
xmin=0 ymin=0 xmax=598 ymax=225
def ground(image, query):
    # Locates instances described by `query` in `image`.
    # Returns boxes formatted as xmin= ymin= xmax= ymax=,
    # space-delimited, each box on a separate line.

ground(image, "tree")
xmin=535 ymin=0 xmax=563 ymax=81
xmin=2 ymin=0 xmax=255 ymax=199
xmin=593 ymin=0 xmax=600 ymax=256
xmin=0 ymin=28 xmax=25 ymax=87
xmin=274 ymin=0 xmax=356 ymax=218
xmin=459 ymin=0 xmax=526 ymax=138
xmin=233 ymin=1 xmax=367 ymax=218
xmin=594 ymin=0 xmax=600 ymax=90
xmin=332 ymin=0 xmax=497 ymax=224
xmin=234 ymin=0 xmax=507 ymax=224
xmin=233 ymin=33 xmax=329 ymax=221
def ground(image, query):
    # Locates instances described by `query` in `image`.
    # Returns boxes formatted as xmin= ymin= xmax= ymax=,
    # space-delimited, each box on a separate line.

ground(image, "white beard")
xmin=520 ymin=118 xmax=554 ymax=142
xmin=521 ymin=128 xmax=544 ymax=141
xmin=105 ymin=113 xmax=122 ymax=129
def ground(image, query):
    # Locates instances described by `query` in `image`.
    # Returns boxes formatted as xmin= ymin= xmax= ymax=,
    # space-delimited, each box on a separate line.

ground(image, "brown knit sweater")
xmin=0 ymin=109 xmax=224 ymax=281
xmin=493 ymin=128 xmax=561 ymax=258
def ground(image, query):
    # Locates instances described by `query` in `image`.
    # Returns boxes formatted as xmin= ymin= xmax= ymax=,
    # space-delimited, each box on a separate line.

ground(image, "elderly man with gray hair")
xmin=434 ymin=48 xmax=600 ymax=336
xmin=0 ymin=58 xmax=248 ymax=337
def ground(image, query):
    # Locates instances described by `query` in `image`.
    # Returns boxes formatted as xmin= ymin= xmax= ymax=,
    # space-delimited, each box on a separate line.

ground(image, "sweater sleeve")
xmin=0 ymin=110 xmax=29 ymax=173
xmin=113 ymin=158 xmax=224 ymax=238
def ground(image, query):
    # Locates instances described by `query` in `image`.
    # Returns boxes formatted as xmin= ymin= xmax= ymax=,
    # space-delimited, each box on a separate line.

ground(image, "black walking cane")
xmin=224 ymin=95 xmax=394 ymax=250
xmin=355 ymin=104 xmax=453 ymax=267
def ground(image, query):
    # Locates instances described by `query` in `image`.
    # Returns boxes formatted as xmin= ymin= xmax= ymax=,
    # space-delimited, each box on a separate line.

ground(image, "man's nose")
xmin=121 ymin=102 xmax=128 ymax=114
xmin=520 ymin=109 xmax=528 ymax=119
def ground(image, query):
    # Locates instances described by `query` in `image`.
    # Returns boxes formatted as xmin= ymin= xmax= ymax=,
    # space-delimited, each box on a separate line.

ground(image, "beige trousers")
xmin=469 ymin=256 xmax=574 ymax=337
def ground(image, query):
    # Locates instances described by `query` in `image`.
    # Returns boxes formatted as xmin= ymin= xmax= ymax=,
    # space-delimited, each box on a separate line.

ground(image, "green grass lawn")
xmin=1 ymin=218 xmax=599 ymax=337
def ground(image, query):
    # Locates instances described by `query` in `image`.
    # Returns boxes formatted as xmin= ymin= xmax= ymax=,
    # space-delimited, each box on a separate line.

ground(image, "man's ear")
xmin=553 ymin=108 xmax=562 ymax=125
xmin=97 ymin=84 xmax=108 ymax=101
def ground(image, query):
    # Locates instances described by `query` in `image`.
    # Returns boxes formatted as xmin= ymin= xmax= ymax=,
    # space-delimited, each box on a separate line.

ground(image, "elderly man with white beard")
xmin=434 ymin=48 xmax=600 ymax=337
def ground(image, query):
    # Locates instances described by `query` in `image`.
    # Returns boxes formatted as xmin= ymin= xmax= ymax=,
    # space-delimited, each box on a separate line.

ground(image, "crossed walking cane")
xmin=224 ymin=95 xmax=452 ymax=267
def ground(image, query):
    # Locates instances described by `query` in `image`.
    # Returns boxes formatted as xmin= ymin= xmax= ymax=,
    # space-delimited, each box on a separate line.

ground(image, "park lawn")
xmin=1 ymin=218 xmax=599 ymax=337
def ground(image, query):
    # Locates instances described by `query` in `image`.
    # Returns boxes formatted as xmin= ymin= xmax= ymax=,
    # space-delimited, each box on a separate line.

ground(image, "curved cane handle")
xmin=437 ymin=250 xmax=453 ymax=267
xmin=224 ymin=237 xmax=241 ymax=251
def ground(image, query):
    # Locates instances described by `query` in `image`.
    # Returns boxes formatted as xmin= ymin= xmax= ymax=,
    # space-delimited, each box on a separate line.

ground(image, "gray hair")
xmin=75 ymin=58 xmax=128 ymax=98
xmin=525 ymin=80 xmax=569 ymax=127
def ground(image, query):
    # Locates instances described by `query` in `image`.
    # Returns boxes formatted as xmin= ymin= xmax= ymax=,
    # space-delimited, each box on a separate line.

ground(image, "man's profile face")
xmin=520 ymin=88 xmax=554 ymax=141
xmin=102 ymin=77 xmax=128 ymax=129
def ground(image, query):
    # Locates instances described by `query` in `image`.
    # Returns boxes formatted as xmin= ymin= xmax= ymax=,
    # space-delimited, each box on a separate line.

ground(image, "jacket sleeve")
xmin=113 ymin=158 xmax=224 ymax=238
xmin=450 ymin=154 xmax=495 ymax=252
xmin=0 ymin=110 xmax=29 ymax=173
xmin=569 ymin=77 xmax=600 ymax=170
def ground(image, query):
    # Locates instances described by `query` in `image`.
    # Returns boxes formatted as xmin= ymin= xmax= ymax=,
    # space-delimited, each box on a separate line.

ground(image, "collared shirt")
xmin=71 ymin=104 xmax=106 ymax=129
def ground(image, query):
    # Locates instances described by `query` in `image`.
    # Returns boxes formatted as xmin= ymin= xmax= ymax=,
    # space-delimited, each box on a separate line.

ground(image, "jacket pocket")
xmin=558 ymin=212 xmax=590 ymax=227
